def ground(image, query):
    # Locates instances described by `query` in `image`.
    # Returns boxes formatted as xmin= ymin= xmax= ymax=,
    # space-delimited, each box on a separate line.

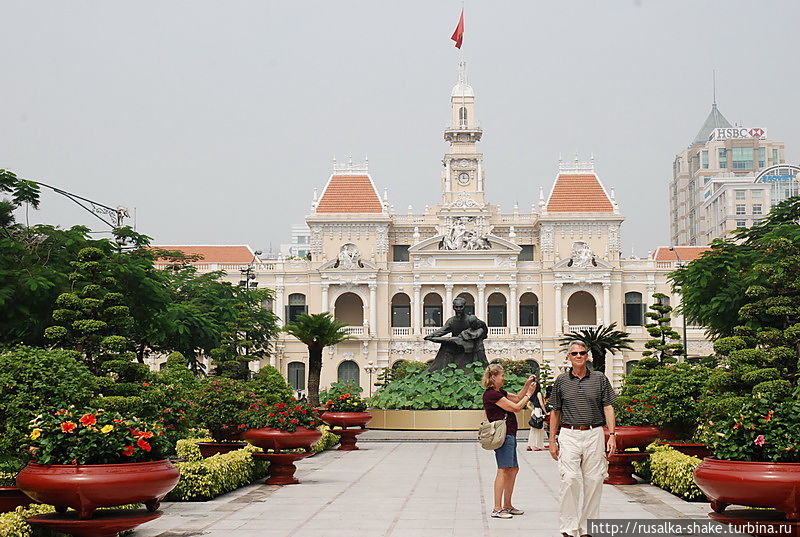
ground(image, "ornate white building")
xmin=156 ymin=63 xmax=710 ymax=391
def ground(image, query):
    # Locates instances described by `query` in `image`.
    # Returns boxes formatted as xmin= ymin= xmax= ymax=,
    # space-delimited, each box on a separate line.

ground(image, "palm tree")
xmin=559 ymin=323 xmax=634 ymax=374
xmin=283 ymin=312 xmax=351 ymax=406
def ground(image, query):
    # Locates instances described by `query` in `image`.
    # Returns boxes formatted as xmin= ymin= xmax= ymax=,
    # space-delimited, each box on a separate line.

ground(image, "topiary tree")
xmin=250 ymin=364 xmax=294 ymax=405
xmin=559 ymin=323 xmax=634 ymax=374
xmin=284 ymin=312 xmax=350 ymax=406
xmin=643 ymin=292 xmax=684 ymax=363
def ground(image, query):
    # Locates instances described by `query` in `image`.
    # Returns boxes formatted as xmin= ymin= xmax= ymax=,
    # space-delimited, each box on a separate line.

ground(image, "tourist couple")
xmin=482 ymin=341 xmax=618 ymax=537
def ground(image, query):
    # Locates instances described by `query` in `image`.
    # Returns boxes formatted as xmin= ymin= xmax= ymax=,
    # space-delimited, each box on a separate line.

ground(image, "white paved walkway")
xmin=136 ymin=442 xmax=710 ymax=537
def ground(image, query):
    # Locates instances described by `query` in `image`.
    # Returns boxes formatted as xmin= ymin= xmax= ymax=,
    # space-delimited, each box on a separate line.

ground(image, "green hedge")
xmin=170 ymin=427 xmax=340 ymax=501
xmin=632 ymin=443 xmax=705 ymax=501
xmin=0 ymin=504 xmax=138 ymax=537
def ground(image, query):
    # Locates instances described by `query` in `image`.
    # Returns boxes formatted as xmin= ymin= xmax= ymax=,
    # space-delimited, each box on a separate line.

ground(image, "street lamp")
xmin=239 ymin=250 xmax=263 ymax=289
xmin=668 ymin=247 xmax=689 ymax=360
xmin=364 ymin=360 xmax=381 ymax=397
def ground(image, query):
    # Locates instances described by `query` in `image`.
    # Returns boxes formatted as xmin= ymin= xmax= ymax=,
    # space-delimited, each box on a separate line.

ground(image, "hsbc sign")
xmin=709 ymin=127 xmax=767 ymax=140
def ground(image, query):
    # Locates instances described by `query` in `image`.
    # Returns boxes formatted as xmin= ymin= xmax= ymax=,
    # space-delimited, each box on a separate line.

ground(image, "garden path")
xmin=135 ymin=439 xmax=710 ymax=537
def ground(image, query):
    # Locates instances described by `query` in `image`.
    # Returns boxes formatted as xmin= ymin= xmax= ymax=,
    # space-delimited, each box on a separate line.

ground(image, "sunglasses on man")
xmin=569 ymin=350 xmax=588 ymax=356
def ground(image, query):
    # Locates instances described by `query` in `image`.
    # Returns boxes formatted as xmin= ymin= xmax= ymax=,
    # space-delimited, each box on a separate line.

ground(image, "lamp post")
xmin=239 ymin=251 xmax=263 ymax=290
xmin=668 ymin=247 xmax=689 ymax=360
xmin=364 ymin=360 xmax=381 ymax=397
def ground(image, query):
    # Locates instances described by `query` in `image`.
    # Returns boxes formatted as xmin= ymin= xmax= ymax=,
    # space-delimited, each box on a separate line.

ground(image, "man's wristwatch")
xmin=608 ymin=432 xmax=616 ymax=436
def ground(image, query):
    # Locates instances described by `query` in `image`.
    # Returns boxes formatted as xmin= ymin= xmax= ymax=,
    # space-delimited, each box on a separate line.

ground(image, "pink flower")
xmin=754 ymin=435 xmax=765 ymax=447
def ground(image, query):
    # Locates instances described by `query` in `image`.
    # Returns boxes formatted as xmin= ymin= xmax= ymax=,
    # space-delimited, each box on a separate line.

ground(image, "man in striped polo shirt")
xmin=549 ymin=341 xmax=617 ymax=537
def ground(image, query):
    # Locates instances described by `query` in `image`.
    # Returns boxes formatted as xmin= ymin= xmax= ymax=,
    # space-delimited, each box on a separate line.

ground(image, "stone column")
xmin=444 ymin=283 xmax=454 ymax=320
xmin=369 ymin=283 xmax=378 ymax=337
xmin=554 ymin=283 xmax=563 ymax=335
xmin=321 ymin=283 xmax=330 ymax=313
xmin=509 ymin=285 xmax=518 ymax=335
xmin=476 ymin=284 xmax=486 ymax=320
xmin=603 ymin=283 xmax=611 ymax=326
xmin=412 ymin=284 xmax=422 ymax=336
xmin=275 ymin=285 xmax=285 ymax=326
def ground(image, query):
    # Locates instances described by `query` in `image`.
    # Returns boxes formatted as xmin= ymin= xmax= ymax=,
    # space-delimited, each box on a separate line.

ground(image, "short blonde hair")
xmin=482 ymin=364 xmax=504 ymax=389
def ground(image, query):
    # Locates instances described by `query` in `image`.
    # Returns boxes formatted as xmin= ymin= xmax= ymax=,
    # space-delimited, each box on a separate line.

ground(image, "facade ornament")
xmin=439 ymin=216 xmax=491 ymax=250
xmin=334 ymin=243 xmax=363 ymax=269
xmin=518 ymin=341 xmax=541 ymax=355
xmin=540 ymin=225 xmax=554 ymax=252
xmin=568 ymin=241 xmax=596 ymax=268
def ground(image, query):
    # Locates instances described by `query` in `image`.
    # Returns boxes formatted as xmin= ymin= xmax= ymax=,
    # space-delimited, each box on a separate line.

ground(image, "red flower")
xmin=113 ymin=419 xmax=124 ymax=423
xmin=290 ymin=419 xmax=299 ymax=424
xmin=137 ymin=438 xmax=152 ymax=451
xmin=295 ymin=405 xmax=302 ymax=411
xmin=141 ymin=382 xmax=150 ymax=387
xmin=301 ymin=410 xmax=307 ymax=414
xmin=733 ymin=422 xmax=742 ymax=429
xmin=326 ymin=401 xmax=334 ymax=405
xmin=765 ymin=410 xmax=774 ymax=423
xmin=269 ymin=413 xmax=275 ymax=417
xmin=279 ymin=418 xmax=286 ymax=423
xmin=754 ymin=435 xmax=766 ymax=447
xmin=651 ymin=395 xmax=658 ymax=398
xmin=122 ymin=445 xmax=135 ymax=456
xmin=339 ymin=395 xmax=347 ymax=400
xmin=79 ymin=414 xmax=96 ymax=427
xmin=61 ymin=421 xmax=77 ymax=433
xmin=344 ymin=393 xmax=351 ymax=398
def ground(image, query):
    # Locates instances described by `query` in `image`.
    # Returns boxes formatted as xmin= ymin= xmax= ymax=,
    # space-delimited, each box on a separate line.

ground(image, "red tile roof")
xmin=653 ymin=246 xmax=711 ymax=262
xmin=149 ymin=245 xmax=256 ymax=263
xmin=546 ymin=174 xmax=614 ymax=213
xmin=316 ymin=174 xmax=383 ymax=214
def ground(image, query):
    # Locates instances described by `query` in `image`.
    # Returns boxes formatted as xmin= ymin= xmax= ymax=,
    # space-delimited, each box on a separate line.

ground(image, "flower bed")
xmin=633 ymin=443 xmax=705 ymax=501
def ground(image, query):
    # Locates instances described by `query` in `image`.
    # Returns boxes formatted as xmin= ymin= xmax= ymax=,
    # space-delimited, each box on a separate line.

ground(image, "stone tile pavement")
xmin=135 ymin=440 xmax=711 ymax=537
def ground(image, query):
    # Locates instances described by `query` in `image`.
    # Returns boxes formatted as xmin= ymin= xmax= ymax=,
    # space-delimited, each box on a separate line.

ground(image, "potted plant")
xmin=603 ymin=395 xmax=661 ymax=485
xmin=694 ymin=390 xmax=800 ymax=521
xmin=320 ymin=392 xmax=371 ymax=451
xmin=16 ymin=408 xmax=179 ymax=520
xmin=241 ymin=400 xmax=322 ymax=484
xmin=192 ymin=377 xmax=252 ymax=457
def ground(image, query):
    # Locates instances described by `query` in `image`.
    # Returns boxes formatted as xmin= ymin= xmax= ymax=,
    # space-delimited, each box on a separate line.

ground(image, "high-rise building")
xmin=669 ymin=101 xmax=786 ymax=246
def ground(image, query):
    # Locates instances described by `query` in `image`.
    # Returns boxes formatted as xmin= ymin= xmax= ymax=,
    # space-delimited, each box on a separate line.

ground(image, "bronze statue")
xmin=424 ymin=297 xmax=490 ymax=370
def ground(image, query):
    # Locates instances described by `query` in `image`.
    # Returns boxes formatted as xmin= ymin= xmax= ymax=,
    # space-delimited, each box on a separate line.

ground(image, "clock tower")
xmin=441 ymin=61 xmax=486 ymax=208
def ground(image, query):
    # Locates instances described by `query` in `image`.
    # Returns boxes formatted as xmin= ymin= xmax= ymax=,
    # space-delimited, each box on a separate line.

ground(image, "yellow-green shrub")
xmin=0 ymin=504 xmax=56 ymax=537
xmin=633 ymin=443 xmax=705 ymax=501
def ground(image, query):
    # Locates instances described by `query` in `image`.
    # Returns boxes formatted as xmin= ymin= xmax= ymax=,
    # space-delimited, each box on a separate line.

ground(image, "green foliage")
xmin=319 ymin=380 xmax=363 ymax=403
xmin=241 ymin=400 xmax=321 ymax=432
xmin=167 ymin=445 xmax=269 ymax=501
xmin=377 ymin=360 xmax=428 ymax=385
xmin=559 ymin=323 xmax=634 ymax=374
xmin=706 ymin=388 xmax=800 ymax=462
xmin=632 ymin=443 xmax=704 ymax=501
xmin=192 ymin=377 xmax=253 ymax=441
xmin=0 ymin=503 xmax=56 ymax=537
xmin=0 ymin=346 xmax=98 ymax=460
xmin=370 ymin=362 xmax=528 ymax=410
xmin=250 ymin=365 xmax=294 ymax=405
xmin=284 ymin=312 xmax=351 ymax=406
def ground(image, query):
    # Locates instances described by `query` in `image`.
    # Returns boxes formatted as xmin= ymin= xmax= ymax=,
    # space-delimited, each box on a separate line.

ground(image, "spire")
xmin=451 ymin=60 xmax=474 ymax=97
xmin=693 ymin=73 xmax=732 ymax=145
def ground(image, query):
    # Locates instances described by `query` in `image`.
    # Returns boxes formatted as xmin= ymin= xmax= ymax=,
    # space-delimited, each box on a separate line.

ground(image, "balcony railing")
xmin=423 ymin=327 xmax=440 ymax=336
xmin=392 ymin=327 xmax=412 ymax=337
xmin=519 ymin=326 xmax=539 ymax=336
xmin=488 ymin=327 xmax=508 ymax=336
xmin=568 ymin=325 xmax=597 ymax=332
xmin=344 ymin=326 xmax=364 ymax=336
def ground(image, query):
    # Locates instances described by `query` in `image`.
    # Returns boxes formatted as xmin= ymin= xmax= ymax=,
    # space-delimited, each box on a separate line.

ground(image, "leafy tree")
xmin=210 ymin=288 xmax=279 ymax=380
xmin=284 ymin=312 xmax=350 ymax=406
xmin=44 ymin=246 xmax=136 ymax=375
xmin=643 ymin=292 xmax=684 ymax=363
xmin=559 ymin=323 xmax=634 ymax=374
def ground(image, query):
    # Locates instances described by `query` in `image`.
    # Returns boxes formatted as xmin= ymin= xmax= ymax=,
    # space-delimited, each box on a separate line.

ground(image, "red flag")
xmin=451 ymin=9 xmax=464 ymax=49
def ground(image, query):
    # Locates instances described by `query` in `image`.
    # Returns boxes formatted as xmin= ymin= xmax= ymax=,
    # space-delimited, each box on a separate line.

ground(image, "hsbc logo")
xmin=710 ymin=127 xmax=768 ymax=140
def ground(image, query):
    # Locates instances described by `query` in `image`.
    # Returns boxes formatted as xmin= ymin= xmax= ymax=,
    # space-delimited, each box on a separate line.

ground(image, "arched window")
xmin=391 ymin=293 xmax=411 ymax=327
xmin=487 ymin=293 xmax=507 ymax=327
xmin=286 ymin=293 xmax=307 ymax=323
xmin=423 ymin=293 xmax=443 ymax=327
xmin=334 ymin=292 xmax=364 ymax=326
xmin=567 ymin=291 xmax=596 ymax=326
xmin=456 ymin=292 xmax=475 ymax=316
xmin=338 ymin=360 xmax=360 ymax=385
xmin=287 ymin=361 xmax=306 ymax=391
xmin=519 ymin=292 xmax=539 ymax=326
xmin=459 ymin=106 xmax=467 ymax=127
xmin=624 ymin=292 xmax=644 ymax=326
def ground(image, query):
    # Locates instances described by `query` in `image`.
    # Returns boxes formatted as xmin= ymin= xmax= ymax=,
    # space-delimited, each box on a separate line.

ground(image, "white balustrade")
xmin=423 ymin=327 xmax=440 ymax=336
xmin=519 ymin=326 xmax=539 ymax=336
xmin=568 ymin=325 xmax=597 ymax=332
xmin=392 ymin=327 xmax=412 ymax=337
xmin=488 ymin=327 xmax=508 ymax=336
xmin=344 ymin=326 xmax=364 ymax=336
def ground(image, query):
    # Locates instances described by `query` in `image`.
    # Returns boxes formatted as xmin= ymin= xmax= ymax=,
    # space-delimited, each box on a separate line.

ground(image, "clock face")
xmin=457 ymin=172 xmax=470 ymax=185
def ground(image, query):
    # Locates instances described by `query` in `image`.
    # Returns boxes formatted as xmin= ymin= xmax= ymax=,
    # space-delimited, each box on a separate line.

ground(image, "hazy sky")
xmin=2 ymin=1 xmax=798 ymax=256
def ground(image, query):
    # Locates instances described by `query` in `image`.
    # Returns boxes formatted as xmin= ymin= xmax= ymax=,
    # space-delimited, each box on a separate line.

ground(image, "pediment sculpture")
xmin=334 ymin=243 xmax=363 ymax=269
xmin=567 ymin=241 xmax=597 ymax=268
xmin=438 ymin=216 xmax=491 ymax=251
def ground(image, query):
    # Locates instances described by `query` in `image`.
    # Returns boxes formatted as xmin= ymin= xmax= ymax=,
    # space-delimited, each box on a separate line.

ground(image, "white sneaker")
xmin=491 ymin=509 xmax=513 ymax=519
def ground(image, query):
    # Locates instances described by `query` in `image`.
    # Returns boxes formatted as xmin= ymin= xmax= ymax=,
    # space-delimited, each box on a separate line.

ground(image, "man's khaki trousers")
xmin=557 ymin=426 xmax=608 ymax=536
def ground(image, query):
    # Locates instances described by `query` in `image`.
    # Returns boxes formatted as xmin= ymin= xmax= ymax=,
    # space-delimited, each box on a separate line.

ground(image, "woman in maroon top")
xmin=482 ymin=364 xmax=537 ymax=519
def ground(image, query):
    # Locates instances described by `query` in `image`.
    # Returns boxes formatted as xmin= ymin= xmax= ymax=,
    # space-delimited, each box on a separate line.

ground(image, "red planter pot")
xmin=16 ymin=460 xmax=180 ymax=520
xmin=694 ymin=458 xmax=800 ymax=521
xmin=0 ymin=487 xmax=34 ymax=513
xmin=196 ymin=442 xmax=248 ymax=458
xmin=604 ymin=425 xmax=660 ymax=451
xmin=243 ymin=427 xmax=322 ymax=452
xmin=659 ymin=442 xmax=711 ymax=459
xmin=320 ymin=411 xmax=372 ymax=429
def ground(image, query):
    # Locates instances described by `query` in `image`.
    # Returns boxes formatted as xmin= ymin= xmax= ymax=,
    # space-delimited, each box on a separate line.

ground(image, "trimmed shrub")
xmin=167 ymin=446 xmax=269 ymax=501
xmin=250 ymin=365 xmax=294 ymax=405
xmin=0 ymin=504 xmax=57 ymax=537
xmin=0 ymin=346 xmax=97 ymax=459
xmin=632 ymin=443 xmax=704 ymax=501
